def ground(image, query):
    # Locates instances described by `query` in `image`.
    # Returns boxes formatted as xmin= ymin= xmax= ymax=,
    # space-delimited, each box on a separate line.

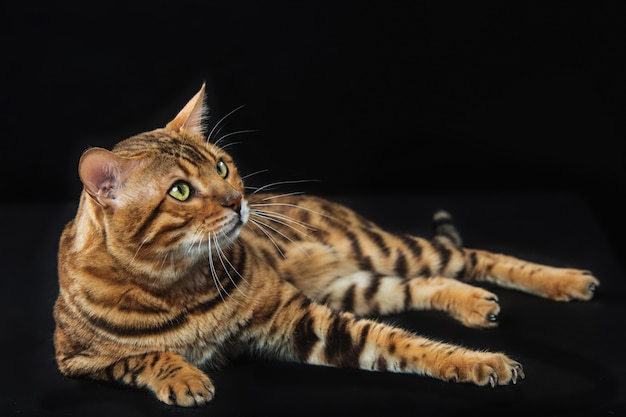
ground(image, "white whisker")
xmin=250 ymin=201 xmax=340 ymax=222
xmin=187 ymin=226 xmax=206 ymax=256
xmin=250 ymin=191 xmax=304 ymax=200
xmin=213 ymin=129 xmax=259 ymax=148
xmin=206 ymin=104 xmax=247 ymax=145
xmin=248 ymin=217 xmax=311 ymax=259
xmin=207 ymin=233 xmax=227 ymax=301
xmin=248 ymin=179 xmax=320 ymax=196
xmin=242 ymin=169 xmax=270 ymax=181
xmin=216 ymin=141 xmax=242 ymax=150
xmin=251 ymin=209 xmax=316 ymax=235
xmin=248 ymin=218 xmax=287 ymax=259
xmin=213 ymin=233 xmax=249 ymax=298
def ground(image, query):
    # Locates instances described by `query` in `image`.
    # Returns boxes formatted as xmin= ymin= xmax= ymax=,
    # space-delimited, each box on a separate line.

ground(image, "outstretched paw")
xmin=545 ymin=268 xmax=599 ymax=302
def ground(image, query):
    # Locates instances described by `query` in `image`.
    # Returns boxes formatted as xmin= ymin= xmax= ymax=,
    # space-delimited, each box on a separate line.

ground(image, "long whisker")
xmin=213 ymin=129 xmax=259 ymax=148
xmin=206 ymin=104 xmax=247 ymax=144
xmin=212 ymin=234 xmax=238 ymax=299
xmin=248 ymin=217 xmax=311 ymax=259
xmin=250 ymin=201 xmax=340 ymax=223
xmin=242 ymin=169 xmax=270 ymax=181
xmin=248 ymin=179 xmax=320 ymax=196
xmin=187 ymin=225 xmax=206 ymax=256
xmin=207 ymin=233 xmax=227 ymax=301
xmin=248 ymin=218 xmax=287 ymax=259
xmin=216 ymin=141 xmax=242 ymax=150
xmin=250 ymin=209 xmax=317 ymax=234
xmin=249 ymin=191 xmax=304 ymax=201
xmin=214 ymin=233 xmax=249 ymax=298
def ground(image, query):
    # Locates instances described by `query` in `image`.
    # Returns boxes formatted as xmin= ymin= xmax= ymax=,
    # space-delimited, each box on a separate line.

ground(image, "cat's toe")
xmin=458 ymin=292 xmax=501 ymax=329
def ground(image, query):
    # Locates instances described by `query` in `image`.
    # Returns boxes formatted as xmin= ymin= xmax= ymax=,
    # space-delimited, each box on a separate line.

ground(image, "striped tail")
xmin=432 ymin=210 xmax=463 ymax=248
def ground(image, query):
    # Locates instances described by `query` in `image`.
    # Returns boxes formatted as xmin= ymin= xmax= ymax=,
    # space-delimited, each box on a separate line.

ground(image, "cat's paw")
xmin=450 ymin=286 xmax=501 ymax=329
xmin=544 ymin=268 xmax=599 ymax=302
xmin=154 ymin=367 xmax=215 ymax=407
xmin=441 ymin=351 xmax=524 ymax=387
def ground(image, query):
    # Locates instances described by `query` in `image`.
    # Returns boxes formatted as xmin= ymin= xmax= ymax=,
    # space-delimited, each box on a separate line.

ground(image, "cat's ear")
xmin=78 ymin=148 xmax=135 ymax=209
xmin=165 ymin=83 xmax=207 ymax=135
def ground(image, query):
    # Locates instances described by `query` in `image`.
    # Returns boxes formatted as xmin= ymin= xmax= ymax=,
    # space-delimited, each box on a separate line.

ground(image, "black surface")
xmin=2 ymin=193 xmax=625 ymax=416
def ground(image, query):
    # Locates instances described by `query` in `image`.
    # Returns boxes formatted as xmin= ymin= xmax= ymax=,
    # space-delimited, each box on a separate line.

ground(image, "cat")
xmin=54 ymin=83 xmax=600 ymax=407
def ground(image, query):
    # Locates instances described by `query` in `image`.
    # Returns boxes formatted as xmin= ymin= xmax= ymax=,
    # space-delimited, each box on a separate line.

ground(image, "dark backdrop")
xmin=2 ymin=2 xmax=626 ymax=416
xmin=2 ymin=2 xmax=624 ymax=246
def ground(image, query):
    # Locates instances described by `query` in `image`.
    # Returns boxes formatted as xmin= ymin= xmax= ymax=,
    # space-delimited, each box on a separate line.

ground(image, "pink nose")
xmin=222 ymin=193 xmax=242 ymax=213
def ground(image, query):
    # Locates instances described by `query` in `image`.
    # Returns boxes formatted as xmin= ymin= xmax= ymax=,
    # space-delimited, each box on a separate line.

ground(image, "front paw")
xmin=155 ymin=367 xmax=215 ymax=407
xmin=545 ymin=269 xmax=599 ymax=302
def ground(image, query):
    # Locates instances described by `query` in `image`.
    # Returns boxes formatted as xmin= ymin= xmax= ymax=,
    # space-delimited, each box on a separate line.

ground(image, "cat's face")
xmin=77 ymin=85 xmax=248 ymax=276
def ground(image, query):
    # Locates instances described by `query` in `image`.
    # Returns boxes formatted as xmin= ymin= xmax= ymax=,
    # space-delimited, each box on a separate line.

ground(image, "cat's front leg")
xmin=100 ymin=352 xmax=215 ymax=407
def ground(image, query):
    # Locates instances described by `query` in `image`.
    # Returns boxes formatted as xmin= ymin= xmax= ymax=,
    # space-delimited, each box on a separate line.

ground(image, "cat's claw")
xmin=511 ymin=365 xmax=521 ymax=384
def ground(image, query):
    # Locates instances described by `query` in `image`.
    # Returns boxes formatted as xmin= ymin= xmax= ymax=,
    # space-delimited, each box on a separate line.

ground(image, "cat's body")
xmin=54 ymin=84 xmax=599 ymax=406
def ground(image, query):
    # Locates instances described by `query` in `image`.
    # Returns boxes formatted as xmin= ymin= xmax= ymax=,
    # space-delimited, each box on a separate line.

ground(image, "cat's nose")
xmin=222 ymin=193 xmax=242 ymax=214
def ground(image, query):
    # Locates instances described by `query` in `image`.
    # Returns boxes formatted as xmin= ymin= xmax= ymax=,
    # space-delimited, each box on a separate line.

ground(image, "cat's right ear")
xmin=78 ymin=148 xmax=131 ymax=209
xmin=165 ymin=83 xmax=207 ymax=135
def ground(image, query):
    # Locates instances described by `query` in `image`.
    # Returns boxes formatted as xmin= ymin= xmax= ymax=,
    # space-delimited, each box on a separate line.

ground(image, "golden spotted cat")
xmin=54 ymin=84 xmax=599 ymax=407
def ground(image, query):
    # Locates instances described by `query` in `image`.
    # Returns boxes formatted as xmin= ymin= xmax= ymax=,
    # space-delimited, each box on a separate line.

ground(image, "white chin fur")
xmin=239 ymin=200 xmax=249 ymax=225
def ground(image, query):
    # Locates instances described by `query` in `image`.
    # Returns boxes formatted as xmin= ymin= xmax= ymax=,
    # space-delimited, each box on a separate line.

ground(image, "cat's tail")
xmin=432 ymin=210 xmax=463 ymax=249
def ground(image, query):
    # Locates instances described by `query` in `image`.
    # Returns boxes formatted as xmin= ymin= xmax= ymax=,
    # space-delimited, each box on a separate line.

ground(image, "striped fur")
xmin=54 ymin=84 xmax=599 ymax=406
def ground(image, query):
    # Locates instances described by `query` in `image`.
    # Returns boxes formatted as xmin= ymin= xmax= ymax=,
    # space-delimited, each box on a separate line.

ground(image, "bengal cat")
xmin=53 ymin=84 xmax=600 ymax=407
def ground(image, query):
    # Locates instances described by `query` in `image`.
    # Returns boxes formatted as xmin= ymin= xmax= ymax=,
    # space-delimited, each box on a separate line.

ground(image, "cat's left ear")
xmin=165 ymin=83 xmax=207 ymax=135
xmin=78 ymin=148 xmax=137 ymax=209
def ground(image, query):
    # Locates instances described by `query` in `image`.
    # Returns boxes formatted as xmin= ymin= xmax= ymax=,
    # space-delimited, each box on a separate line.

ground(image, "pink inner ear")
xmin=78 ymin=148 xmax=120 ymax=199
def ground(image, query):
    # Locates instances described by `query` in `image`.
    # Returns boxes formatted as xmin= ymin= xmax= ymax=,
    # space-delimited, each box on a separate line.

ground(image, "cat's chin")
xmin=219 ymin=222 xmax=243 ymax=246
xmin=217 ymin=200 xmax=248 ymax=247
xmin=208 ymin=200 xmax=249 ymax=250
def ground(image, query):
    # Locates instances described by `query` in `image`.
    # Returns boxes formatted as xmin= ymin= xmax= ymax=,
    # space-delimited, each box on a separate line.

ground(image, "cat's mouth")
xmin=216 ymin=200 xmax=249 ymax=244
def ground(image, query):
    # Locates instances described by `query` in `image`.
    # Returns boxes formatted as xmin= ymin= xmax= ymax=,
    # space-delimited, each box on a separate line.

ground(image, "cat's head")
xmin=77 ymin=84 xmax=248 ymax=274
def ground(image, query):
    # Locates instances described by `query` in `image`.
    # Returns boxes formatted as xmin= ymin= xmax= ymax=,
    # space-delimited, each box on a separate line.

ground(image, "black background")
xmin=3 ymin=1 xmax=624 ymax=207
xmin=2 ymin=1 xmax=626 ymax=416
xmin=3 ymin=1 xmax=625 ymax=251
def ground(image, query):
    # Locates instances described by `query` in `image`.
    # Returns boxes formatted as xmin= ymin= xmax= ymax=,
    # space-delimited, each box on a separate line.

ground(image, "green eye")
xmin=216 ymin=159 xmax=229 ymax=178
xmin=168 ymin=181 xmax=192 ymax=201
